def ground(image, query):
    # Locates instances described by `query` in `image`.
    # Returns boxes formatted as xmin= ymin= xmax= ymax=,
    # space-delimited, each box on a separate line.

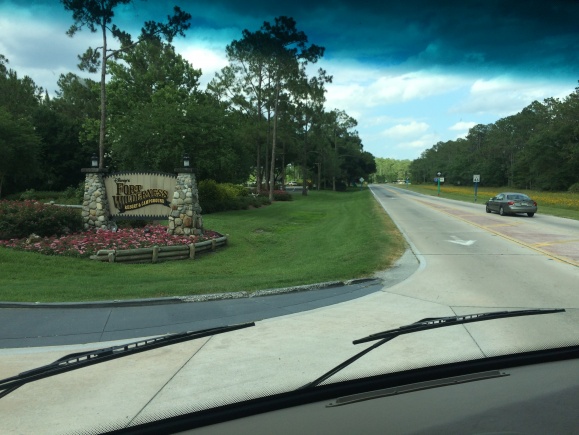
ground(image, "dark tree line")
xmin=0 ymin=10 xmax=375 ymax=198
xmin=410 ymin=88 xmax=579 ymax=191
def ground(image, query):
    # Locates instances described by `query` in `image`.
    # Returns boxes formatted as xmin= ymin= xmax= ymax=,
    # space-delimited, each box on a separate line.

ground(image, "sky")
xmin=1 ymin=0 xmax=578 ymax=161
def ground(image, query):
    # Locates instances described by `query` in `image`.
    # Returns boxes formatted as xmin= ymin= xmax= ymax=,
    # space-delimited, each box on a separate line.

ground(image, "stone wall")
xmin=167 ymin=169 xmax=203 ymax=235
xmin=81 ymin=168 xmax=202 ymax=234
xmin=81 ymin=169 xmax=111 ymax=230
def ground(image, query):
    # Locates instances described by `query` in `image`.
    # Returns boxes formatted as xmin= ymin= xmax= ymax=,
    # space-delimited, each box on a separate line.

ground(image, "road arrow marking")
xmin=447 ymin=236 xmax=476 ymax=246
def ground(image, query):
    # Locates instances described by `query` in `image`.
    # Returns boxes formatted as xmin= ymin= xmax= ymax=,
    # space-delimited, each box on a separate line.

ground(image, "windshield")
xmin=1 ymin=1 xmax=578 ymax=433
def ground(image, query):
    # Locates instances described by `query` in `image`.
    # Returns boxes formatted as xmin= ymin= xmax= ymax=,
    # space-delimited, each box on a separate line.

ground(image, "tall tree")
xmin=210 ymin=17 xmax=325 ymax=198
xmin=262 ymin=17 xmax=325 ymax=200
xmin=105 ymin=39 xmax=201 ymax=171
xmin=292 ymin=68 xmax=332 ymax=195
xmin=0 ymin=56 xmax=42 ymax=196
xmin=62 ymin=0 xmax=191 ymax=168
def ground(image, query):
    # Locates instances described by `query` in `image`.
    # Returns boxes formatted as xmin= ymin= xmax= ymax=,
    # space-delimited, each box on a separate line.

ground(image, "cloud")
xmin=395 ymin=133 xmax=441 ymax=150
xmin=382 ymin=121 xmax=430 ymax=139
xmin=451 ymin=76 xmax=576 ymax=117
xmin=449 ymin=121 xmax=477 ymax=131
xmin=177 ymin=45 xmax=229 ymax=85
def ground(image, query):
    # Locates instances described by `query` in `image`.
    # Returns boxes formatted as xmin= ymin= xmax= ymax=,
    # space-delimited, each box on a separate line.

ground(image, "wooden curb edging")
xmin=90 ymin=236 xmax=227 ymax=264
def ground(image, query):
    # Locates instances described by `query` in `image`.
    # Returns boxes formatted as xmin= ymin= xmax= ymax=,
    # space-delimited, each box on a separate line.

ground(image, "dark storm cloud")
xmin=4 ymin=0 xmax=579 ymax=79
xmin=170 ymin=0 xmax=579 ymax=77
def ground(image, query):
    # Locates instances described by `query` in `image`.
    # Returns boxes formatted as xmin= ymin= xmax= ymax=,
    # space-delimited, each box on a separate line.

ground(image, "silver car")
xmin=486 ymin=192 xmax=538 ymax=217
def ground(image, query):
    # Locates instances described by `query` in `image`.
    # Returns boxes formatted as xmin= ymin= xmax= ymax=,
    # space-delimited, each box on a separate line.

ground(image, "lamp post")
xmin=183 ymin=154 xmax=190 ymax=168
xmin=91 ymin=153 xmax=99 ymax=168
xmin=437 ymin=171 xmax=441 ymax=196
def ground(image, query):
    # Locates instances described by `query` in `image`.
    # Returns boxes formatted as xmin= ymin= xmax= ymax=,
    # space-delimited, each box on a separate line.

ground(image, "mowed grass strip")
xmin=0 ymin=190 xmax=406 ymax=302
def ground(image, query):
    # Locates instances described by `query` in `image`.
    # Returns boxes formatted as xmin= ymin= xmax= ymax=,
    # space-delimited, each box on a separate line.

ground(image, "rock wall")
xmin=81 ymin=169 xmax=111 ymax=230
xmin=81 ymin=168 xmax=202 ymax=234
xmin=167 ymin=170 xmax=203 ymax=235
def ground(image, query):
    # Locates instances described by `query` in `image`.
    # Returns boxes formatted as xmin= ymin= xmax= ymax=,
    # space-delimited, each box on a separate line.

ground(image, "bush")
xmin=198 ymin=179 xmax=222 ymax=202
xmin=8 ymin=185 xmax=84 ymax=205
xmin=198 ymin=180 xmax=264 ymax=213
xmin=221 ymin=183 xmax=249 ymax=198
xmin=568 ymin=183 xmax=579 ymax=193
xmin=0 ymin=200 xmax=83 ymax=240
xmin=271 ymin=190 xmax=292 ymax=201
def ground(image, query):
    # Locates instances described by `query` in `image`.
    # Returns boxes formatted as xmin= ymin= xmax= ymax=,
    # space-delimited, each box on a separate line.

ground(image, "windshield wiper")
xmin=0 ymin=322 xmax=255 ymax=400
xmin=299 ymin=308 xmax=565 ymax=390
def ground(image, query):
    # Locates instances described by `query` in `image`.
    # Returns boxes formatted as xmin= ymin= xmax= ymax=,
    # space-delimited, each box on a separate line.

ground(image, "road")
xmin=370 ymin=184 xmax=579 ymax=353
xmin=1 ymin=185 xmax=578 ymax=433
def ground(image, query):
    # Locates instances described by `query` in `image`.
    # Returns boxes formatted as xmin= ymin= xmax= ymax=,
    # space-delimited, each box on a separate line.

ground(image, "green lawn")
xmin=0 ymin=190 xmax=406 ymax=303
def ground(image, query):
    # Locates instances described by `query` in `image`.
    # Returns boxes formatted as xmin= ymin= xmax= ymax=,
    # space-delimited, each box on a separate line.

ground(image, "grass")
xmin=0 ymin=189 xmax=406 ymax=303
xmin=396 ymin=184 xmax=579 ymax=220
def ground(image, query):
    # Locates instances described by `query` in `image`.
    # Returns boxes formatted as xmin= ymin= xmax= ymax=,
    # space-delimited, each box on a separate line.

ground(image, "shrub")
xmin=568 ymin=183 xmax=579 ymax=193
xmin=198 ymin=179 xmax=222 ymax=202
xmin=198 ymin=180 xmax=262 ymax=213
xmin=221 ymin=183 xmax=249 ymax=198
xmin=272 ymin=190 xmax=292 ymax=201
xmin=0 ymin=200 xmax=83 ymax=240
xmin=9 ymin=185 xmax=84 ymax=205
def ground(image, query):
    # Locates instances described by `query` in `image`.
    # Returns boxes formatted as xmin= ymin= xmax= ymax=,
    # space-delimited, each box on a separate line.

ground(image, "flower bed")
xmin=0 ymin=225 xmax=223 ymax=259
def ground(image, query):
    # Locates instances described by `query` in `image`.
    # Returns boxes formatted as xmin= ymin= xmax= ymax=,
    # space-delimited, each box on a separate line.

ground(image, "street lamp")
xmin=183 ymin=153 xmax=190 ymax=168
xmin=91 ymin=153 xmax=99 ymax=168
xmin=437 ymin=172 xmax=441 ymax=196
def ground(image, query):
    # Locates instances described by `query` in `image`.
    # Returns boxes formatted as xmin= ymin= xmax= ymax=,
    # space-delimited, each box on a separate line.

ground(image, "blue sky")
xmin=1 ymin=0 xmax=578 ymax=160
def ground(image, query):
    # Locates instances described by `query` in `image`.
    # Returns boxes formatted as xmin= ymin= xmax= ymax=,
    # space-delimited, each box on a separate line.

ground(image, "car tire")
xmin=527 ymin=212 xmax=535 ymax=217
xmin=499 ymin=206 xmax=505 ymax=216
xmin=486 ymin=205 xmax=491 ymax=213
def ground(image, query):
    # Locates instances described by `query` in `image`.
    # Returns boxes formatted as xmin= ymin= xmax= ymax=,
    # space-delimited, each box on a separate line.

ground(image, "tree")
xmin=62 ymin=0 xmax=191 ymax=168
xmin=211 ymin=17 xmax=325 ymax=198
xmin=105 ymin=39 xmax=201 ymax=171
xmin=0 ymin=56 xmax=43 ymax=196
xmin=292 ymin=68 xmax=332 ymax=195
xmin=103 ymin=38 xmax=253 ymax=181
xmin=0 ymin=107 xmax=41 ymax=197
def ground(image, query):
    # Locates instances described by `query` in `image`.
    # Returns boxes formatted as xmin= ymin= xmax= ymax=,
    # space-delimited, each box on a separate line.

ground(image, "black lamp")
xmin=183 ymin=153 xmax=190 ymax=168
xmin=91 ymin=153 xmax=99 ymax=168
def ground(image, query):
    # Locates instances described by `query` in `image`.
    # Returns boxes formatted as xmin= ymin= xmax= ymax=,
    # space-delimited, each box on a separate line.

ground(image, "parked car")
xmin=486 ymin=192 xmax=538 ymax=217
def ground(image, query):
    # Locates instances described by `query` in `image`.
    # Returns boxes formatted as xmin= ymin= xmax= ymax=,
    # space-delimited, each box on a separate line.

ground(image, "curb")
xmin=0 ymin=278 xmax=381 ymax=309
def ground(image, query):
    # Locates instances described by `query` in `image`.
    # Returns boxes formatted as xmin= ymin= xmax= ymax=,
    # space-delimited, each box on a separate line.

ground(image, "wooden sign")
xmin=103 ymin=172 xmax=177 ymax=219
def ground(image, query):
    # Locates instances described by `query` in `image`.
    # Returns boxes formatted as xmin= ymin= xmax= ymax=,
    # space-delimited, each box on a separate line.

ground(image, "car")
xmin=486 ymin=192 xmax=538 ymax=217
xmin=287 ymin=181 xmax=298 ymax=186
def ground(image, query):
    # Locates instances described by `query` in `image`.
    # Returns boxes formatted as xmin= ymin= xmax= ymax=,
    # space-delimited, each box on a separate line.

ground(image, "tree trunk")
xmin=255 ymin=73 xmax=263 ymax=192
xmin=269 ymin=81 xmax=280 ymax=201
xmin=99 ymin=23 xmax=107 ymax=169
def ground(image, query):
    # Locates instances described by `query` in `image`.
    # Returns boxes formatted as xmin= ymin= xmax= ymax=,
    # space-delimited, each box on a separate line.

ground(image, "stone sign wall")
xmin=82 ymin=168 xmax=202 ymax=235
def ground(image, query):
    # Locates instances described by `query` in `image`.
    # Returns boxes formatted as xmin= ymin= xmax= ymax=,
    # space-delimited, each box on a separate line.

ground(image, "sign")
xmin=439 ymin=177 xmax=445 ymax=182
xmin=104 ymin=172 xmax=177 ymax=219
xmin=473 ymin=174 xmax=481 ymax=183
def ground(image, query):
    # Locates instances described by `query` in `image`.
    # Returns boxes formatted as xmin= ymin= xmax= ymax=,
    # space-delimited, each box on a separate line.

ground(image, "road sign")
xmin=473 ymin=174 xmax=480 ymax=183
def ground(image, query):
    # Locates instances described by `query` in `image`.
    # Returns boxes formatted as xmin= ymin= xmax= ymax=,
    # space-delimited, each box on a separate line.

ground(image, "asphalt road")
xmin=370 ymin=184 xmax=579 ymax=353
